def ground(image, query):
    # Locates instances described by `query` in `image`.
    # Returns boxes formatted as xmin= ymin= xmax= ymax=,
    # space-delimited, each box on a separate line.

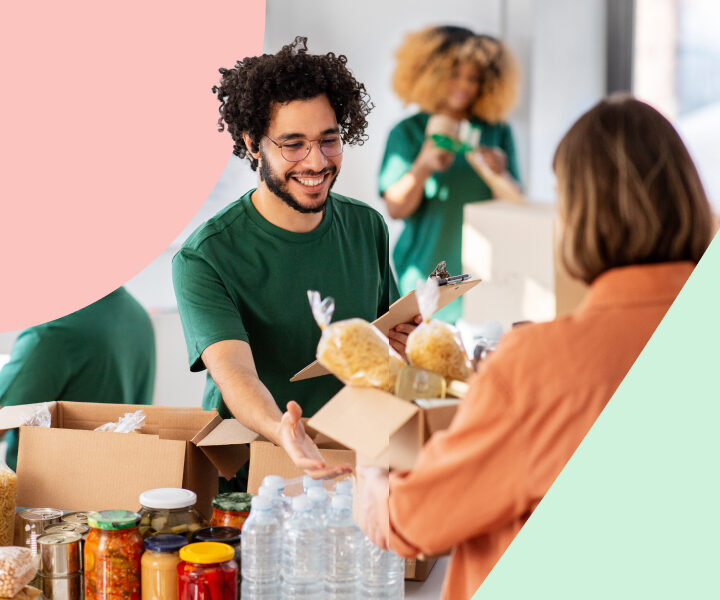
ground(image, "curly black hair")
xmin=212 ymin=36 xmax=373 ymax=170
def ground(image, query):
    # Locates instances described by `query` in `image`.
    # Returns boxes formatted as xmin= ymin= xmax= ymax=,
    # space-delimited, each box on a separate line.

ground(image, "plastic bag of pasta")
xmin=0 ymin=460 xmax=18 ymax=546
xmin=406 ymin=278 xmax=472 ymax=381
xmin=308 ymin=291 xmax=405 ymax=392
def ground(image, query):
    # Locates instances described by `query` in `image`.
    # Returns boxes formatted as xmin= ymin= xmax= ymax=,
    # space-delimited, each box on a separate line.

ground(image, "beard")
xmin=258 ymin=149 xmax=339 ymax=214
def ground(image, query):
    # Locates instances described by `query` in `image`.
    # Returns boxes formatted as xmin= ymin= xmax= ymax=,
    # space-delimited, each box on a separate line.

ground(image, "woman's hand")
xmin=415 ymin=139 xmax=455 ymax=174
xmin=466 ymin=147 xmax=524 ymax=204
xmin=358 ymin=465 xmax=391 ymax=550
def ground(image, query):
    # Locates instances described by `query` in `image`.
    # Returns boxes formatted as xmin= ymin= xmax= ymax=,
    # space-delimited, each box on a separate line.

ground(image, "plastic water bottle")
xmin=336 ymin=479 xmax=353 ymax=497
xmin=303 ymin=475 xmax=322 ymax=493
xmin=307 ymin=486 xmax=329 ymax=525
xmin=361 ymin=536 xmax=405 ymax=599
xmin=325 ymin=495 xmax=362 ymax=599
xmin=262 ymin=474 xmax=292 ymax=520
xmin=241 ymin=495 xmax=282 ymax=599
xmin=281 ymin=495 xmax=325 ymax=599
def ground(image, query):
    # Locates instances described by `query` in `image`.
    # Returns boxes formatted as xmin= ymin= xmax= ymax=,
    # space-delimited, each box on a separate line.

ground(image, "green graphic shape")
xmin=472 ymin=234 xmax=720 ymax=599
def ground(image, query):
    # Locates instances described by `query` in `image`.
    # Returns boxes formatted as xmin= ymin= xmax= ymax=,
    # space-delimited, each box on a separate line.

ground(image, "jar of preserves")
xmin=190 ymin=527 xmax=242 ymax=594
xmin=178 ymin=542 xmax=237 ymax=600
xmin=208 ymin=493 xmax=252 ymax=530
xmin=84 ymin=510 xmax=143 ymax=600
xmin=141 ymin=534 xmax=187 ymax=600
xmin=138 ymin=488 xmax=207 ymax=540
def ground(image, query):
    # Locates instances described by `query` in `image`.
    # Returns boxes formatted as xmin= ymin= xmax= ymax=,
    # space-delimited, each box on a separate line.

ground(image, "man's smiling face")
xmin=257 ymin=94 xmax=342 ymax=214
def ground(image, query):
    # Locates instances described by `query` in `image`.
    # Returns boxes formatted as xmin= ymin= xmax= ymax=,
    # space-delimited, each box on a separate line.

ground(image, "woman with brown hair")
xmin=379 ymin=26 xmax=523 ymax=325
xmin=361 ymin=95 xmax=714 ymax=599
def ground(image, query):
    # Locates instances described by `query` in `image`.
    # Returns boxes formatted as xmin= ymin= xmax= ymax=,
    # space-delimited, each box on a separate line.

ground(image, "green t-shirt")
xmin=378 ymin=112 xmax=521 ymax=323
xmin=172 ymin=189 xmax=400 ymax=420
xmin=0 ymin=287 xmax=156 ymax=470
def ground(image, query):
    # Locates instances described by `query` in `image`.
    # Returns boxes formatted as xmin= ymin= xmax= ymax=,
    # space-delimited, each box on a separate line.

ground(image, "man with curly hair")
xmin=172 ymin=38 xmax=402 ymax=487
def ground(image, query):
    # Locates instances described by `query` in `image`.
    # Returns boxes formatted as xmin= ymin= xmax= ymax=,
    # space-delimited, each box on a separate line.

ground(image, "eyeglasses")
xmin=264 ymin=134 xmax=344 ymax=162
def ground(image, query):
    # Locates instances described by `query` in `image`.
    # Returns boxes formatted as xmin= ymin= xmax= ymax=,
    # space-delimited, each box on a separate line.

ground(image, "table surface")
xmin=406 ymin=556 xmax=448 ymax=599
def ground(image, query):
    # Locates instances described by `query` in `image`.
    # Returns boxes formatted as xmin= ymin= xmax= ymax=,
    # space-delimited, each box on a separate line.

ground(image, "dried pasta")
xmin=0 ymin=463 xmax=17 ymax=546
xmin=406 ymin=320 xmax=471 ymax=382
xmin=317 ymin=318 xmax=405 ymax=392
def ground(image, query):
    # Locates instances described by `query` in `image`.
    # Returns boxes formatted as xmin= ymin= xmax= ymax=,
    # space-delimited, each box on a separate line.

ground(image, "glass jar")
xmin=190 ymin=526 xmax=242 ymax=595
xmin=141 ymin=534 xmax=187 ymax=600
xmin=138 ymin=488 xmax=207 ymax=540
xmin=84 ymin=510 xmax=144 ymax=600
xmin=178 ymin=542 xmax=237 ymax=600
xmin=208 ymin=493 xmax=252 ymax=530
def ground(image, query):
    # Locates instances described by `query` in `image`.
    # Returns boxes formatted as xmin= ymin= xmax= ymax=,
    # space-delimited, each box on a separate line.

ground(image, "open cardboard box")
xmin=0 ymin=401 xmax=258 ymax=517
xmin=307 ymin=387 xmax=460 ymax=580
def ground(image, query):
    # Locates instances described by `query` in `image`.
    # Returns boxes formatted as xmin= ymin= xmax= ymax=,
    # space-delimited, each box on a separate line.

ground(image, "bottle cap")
xmin=292 ymin=495 xmax=312 ymax=512
xmin=331 ymin=495 xmax=352 ymax=511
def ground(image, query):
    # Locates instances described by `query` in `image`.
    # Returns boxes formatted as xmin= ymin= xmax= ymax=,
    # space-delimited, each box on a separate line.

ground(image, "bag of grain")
xmin=405 ymin=278 xmax=471 ymax=382
xmin=0 ymin=548 xmax=38 ymax=598
xmin=308 ymin=291 xmax=405 ymax=392
xmin=0 ymin=460 xmax=17 ymax=546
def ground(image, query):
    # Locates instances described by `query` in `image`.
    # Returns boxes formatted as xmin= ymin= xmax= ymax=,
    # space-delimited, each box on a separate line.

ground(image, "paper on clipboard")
xmin=290 ymin=277 xmax=480 ymax=382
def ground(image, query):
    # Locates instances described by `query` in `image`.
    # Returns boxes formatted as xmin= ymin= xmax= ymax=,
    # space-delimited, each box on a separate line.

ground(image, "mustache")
xmin=286 ymin=166 xmax=337 ymax=179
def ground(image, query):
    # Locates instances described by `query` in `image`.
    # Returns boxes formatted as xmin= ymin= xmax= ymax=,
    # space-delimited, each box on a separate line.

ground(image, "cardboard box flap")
xmin=0 ymin=402 xmax=57 ymax=429
xmin=194 ymin=419 xmax=261 ymax=480
xmin=291 ymin=278 xmax=480 ymax=382
xmin=414 ymin=399 xmax=460 ymax=438
xmin=307 ymin=387 xmax=418 ymax=459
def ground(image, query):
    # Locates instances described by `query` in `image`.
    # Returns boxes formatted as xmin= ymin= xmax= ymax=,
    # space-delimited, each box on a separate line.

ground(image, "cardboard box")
xmin=0 ymin=402 xmax=256 ymax=516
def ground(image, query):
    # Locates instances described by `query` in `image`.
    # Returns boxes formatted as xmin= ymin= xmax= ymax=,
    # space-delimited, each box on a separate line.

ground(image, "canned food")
xmin=38 ymin=532 xmax=82 ymax=577
xmin=17 ymin=508 xmax=63 ymax=549
xmin=61 ymin=512 xmax=90 ymax=527
xmin=46 ymin=523 xmax=90 ymax=540
xmin=33 ymin=573 xmax=82 ymax=600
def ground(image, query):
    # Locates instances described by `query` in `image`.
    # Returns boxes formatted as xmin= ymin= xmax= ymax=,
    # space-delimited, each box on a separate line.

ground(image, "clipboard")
xmin=290 ymin=277 xmax=480 ymax=382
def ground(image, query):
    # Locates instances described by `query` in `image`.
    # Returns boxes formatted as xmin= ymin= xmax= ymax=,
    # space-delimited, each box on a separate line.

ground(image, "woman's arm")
xmin=384 ymin=140 xmax=454 ymax=219
xmin=466 ymin=147 xmax=525 ymax=204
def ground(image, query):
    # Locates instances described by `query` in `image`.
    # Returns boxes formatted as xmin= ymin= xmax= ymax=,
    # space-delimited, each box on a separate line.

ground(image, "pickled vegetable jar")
xmin=138 ymin=488 xmax=207 ymax=540
xmin=85 ymin=510 xmax=143 ymax=600
xmin=208 ymin=493 xmax=252 ymax=530
xmin=178 ymin=542 xmax=237 ymax=600
xmin=141 ymin=534 xmax=187 ymax=600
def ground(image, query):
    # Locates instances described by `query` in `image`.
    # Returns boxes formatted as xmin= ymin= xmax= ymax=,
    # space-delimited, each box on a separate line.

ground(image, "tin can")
xmin=17 ymin=508 xmax=63 ymax=549
xmin=33 ymin=573 xmax=82 ymax=600
xmin=46 ymin=523 xmax=90 ymax=541
xmin=62 ymin=512 xmax=90 ymax=527
xmin=38 ymin=532 xmax=82 ymax=576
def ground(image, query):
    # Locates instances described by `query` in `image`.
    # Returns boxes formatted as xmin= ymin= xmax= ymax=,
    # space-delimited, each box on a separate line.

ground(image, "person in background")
xmin=173 ymin=37 xmax=406 ymax=490
xmin=0 ymin=287 xmax=156 ymax=470
xmin=379 ymin=25 xmax=523 ymax=324
xmin=360 ymin=95 xmax=714 ymax=600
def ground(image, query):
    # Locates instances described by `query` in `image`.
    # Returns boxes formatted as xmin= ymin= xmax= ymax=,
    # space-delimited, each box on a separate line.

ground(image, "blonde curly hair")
xmin=392 ymin=26 xmax=519 ymax=123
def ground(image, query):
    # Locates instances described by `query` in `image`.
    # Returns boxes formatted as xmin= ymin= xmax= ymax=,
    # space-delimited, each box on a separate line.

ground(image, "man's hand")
xmin=358 ymin=465 xmax=391 ymax=550
xmin=388 ymin=315 xmax=422 ymax=360
xmin=277 ymin=401 xmax=353 ymax=480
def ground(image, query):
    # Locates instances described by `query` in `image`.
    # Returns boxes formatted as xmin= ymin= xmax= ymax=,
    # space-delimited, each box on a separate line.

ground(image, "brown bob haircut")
xmin=554 ymin=94 xmax=713 ymax=285
xmin=392 ymin=25 xmax=519 ymax=122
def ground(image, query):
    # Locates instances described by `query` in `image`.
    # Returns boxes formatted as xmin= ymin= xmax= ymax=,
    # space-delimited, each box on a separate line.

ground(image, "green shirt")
xmin=172 ymin=189 xmax=400 ymax=420
xmin=0 ymin=287 xmax=155 ymax=470
xmin=379 ymin=112 xmax=521 ymax=323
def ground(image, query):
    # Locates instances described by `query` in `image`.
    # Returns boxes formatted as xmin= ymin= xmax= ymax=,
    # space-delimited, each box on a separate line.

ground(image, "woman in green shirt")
xmin=379 ymin=26 xmax=524 ymax=323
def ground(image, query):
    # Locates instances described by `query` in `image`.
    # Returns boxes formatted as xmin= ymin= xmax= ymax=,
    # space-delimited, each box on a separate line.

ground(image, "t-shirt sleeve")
xmin=501 ymin=123 xmax=521 ymax=185
xmin=387 ymin=365 xmax=526 ymax=557
xmin=172 ymin=248 xmax=249 ymax=372
xmin=0 ymin=328 xmax=70 ymax=407
xmin=378 ymin=122 xmax=420 ymax=198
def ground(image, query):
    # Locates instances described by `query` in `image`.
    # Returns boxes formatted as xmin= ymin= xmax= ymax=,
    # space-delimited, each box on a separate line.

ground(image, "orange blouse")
xmin=388 ymin=262 xmax=694 ymax=599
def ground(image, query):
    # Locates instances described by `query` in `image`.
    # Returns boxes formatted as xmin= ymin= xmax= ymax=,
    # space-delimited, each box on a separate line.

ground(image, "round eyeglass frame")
xmin=264 ymin=135 xmax=344 ymax=162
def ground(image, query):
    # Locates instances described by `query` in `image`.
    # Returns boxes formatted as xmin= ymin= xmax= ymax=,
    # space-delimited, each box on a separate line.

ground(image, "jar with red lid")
xmin=178 ymin=542 xmax=237 ymax=600
xmin=208 ymin=493 xmax=252 ymax=530
xmin=84 ymin=510 xmax=143 ymax=600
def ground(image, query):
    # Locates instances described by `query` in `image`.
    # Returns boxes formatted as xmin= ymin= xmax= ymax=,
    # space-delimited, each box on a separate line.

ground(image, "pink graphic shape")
xmin=0 ymin=2 xmax=265 ymax=331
